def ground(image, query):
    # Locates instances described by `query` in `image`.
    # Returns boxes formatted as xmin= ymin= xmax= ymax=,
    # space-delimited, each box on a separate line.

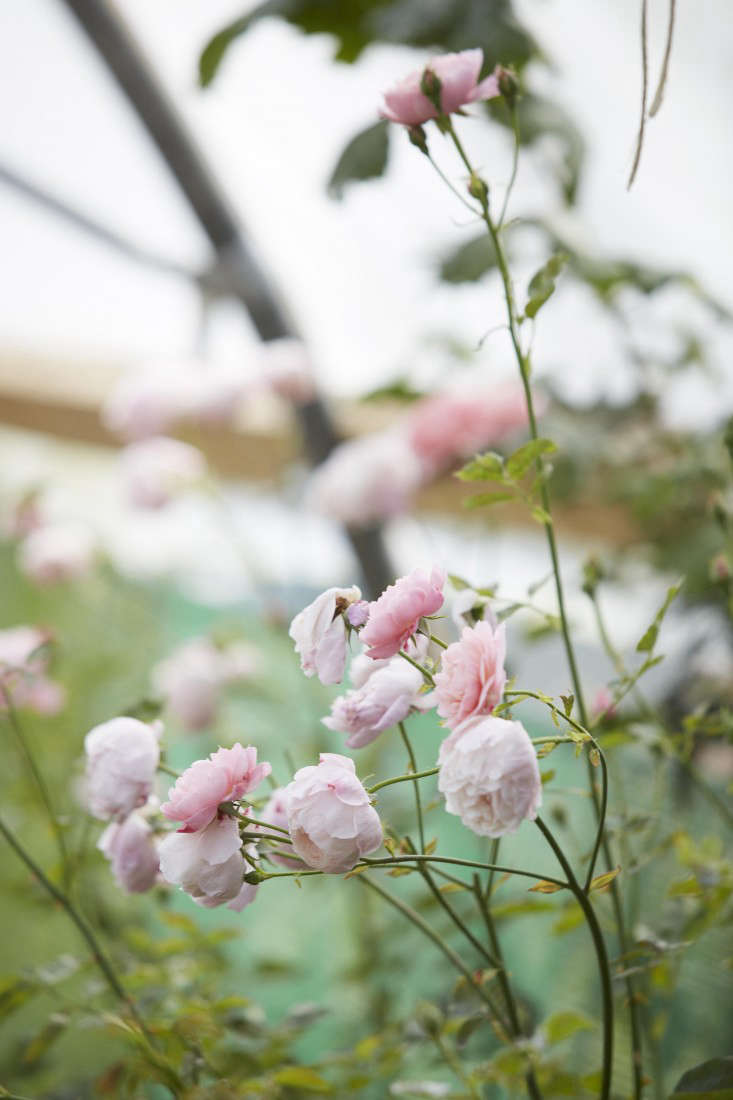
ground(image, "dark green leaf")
xmin=672 ymin=1056 xmax=733 ymax=1097
xmin=545 ymin=1010 xmax=595 ymax=1043
xmin=506 ymin=438 xmax=556 ymax=480
xmin=525 ymin=253 xmax=568 ymax=319
xmin=199 ymin=2 xmax=287 ymax=87
xmin=328 ymin=121 xmax=389 ymax=199
xmin=636 ymin=580 xmax=683 ymax=653
xmin=439 ymin=235 xmax=498 ymax=284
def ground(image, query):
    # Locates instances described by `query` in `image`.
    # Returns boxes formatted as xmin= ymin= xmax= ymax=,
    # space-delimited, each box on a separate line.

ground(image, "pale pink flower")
xmin=161 ymin=743 xmax=271 ymax=833
xmin=306 ymin=432 xmax=423 ymax=528
xmin=324 ymin=658 xmax=428 ymax=749
xmin=98 ymin=813 xmax=160 ymax=893
xmin=152 ymin=637 xmax=262 ymax=732
xmin=361 ymin=567 xmax=445 ymax=660
xmin=261 ymin=339 xmax=316 ymax=404
xmin=102 ymin=359 xmax=246 ymax=441
xmin=84 ymin=717 xmax=161 ymax=821
xmin=433 ymin=621 xmax=506 ymax=730
xmin=122 ymin=436 xmax=207 ymax=510
xmin=158 ymin=815 xmax=249 ymax=909
xmin=347 ymin=600 xmax=370 ymax=628
xmin=289 ymin=585 xmax=362 ymax=685
xmin=258 ymin=788 xmax=300 ymax=869
xmin=18 ymin=523 xmax=95 ymax=585
xmin=380 ymin=49 xmax=500 ymax=126
xmin=591 ymin=687 xmax=617 ymax=721
xmin=438 ymin=716 xmax=541 ymax=837
xmin=408 ymin=385 xmax=528 ymax=478
xmin=23 ymin=678 xmax=66 ymax=716
xmin=285 ymin=753 xmax=382 ymax=873
xmin=0 ymin=625 xmax=64 ymax=714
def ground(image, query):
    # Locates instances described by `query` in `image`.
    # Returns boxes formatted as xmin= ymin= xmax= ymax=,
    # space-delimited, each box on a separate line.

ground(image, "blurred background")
xmin=1 ymin=1 xmax=732 ymax=1097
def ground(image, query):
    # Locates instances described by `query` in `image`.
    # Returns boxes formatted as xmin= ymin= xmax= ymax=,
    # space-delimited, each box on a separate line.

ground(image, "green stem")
xmin=398 ymin=721 xmax=425 ymax=853
xmin=434 ymin=1031 xmax=482 ymax=1100
xmin=497 ymin=103 xmax=520 ymax=229
xmin=368 ymin=766 xmax=439 ymax=795
xmin=536 ymin=817 xmax=613 ymax=1100
xmin=2 ymin=693 xmax=70 ymax=887
xmin=363 ymin=853 xmax=567 ymax=889
xmin=398 ymin=649 xmax=435 ymax=686
xmin=157 ymin=761 xmax=180 ymax=779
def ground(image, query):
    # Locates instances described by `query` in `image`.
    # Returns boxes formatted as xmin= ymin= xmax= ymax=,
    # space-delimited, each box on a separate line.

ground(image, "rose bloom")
xmin=18 ymin=523 xmax=95 ymax=585
xmin=102 ymin=359 xmax=246 ymax=441
xmin=323 ymin=657 xmax=428 ymax=749
xmin=433 ymin=621 xmax=506 ymax=731
xmin=360 ymin=567 xmax=445 ymax=660
xmin=158 ymin=815 xmax=250 ymax=909
xmin=380 ymin=49 xmax=500 ymax=126
xmin=84 ymin=717 xmax=161 ymax=821
xmin=407 ymin=384 xmax=528 ymax=478
xmin=161 ymin=742 xmax=271 ymax=833
xmin=306 ymin=431 xmax=423 ymax=528
xmin=438 ymin=716 xmax=541 ymax=838
xmin=121 ymin=436 xmax=207 ymax=510
xmin=98 ymin=812 xmax=160 ymax=893
xmin=0 ymin=625 xmax=65 ymax=716
xmin=285 ymin=753 xmax=382 ymax=873
xmin=289 ymin=585 xmax=362 ymax=685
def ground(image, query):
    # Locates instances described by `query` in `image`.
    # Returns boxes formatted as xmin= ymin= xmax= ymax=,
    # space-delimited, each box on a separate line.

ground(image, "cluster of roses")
xmin=84 ymin=564 xmax=540 ymax=912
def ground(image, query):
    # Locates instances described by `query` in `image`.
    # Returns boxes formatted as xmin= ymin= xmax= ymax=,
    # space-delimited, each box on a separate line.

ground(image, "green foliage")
xmin=524 ymin=253 xmax=568 ymax=320
xmin=439 ymin=234 xmax=499 ymax=284
xmin=672 ymin=1056 xmax=733 ymax=1097
xmin=327 ymin=121 xmax=389 ymax=199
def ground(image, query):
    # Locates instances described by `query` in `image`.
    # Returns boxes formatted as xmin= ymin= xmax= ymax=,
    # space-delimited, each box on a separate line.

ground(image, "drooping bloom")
xmin=380 ymin=49 xmax=500 ymax=127
xmin=360 ymin=567 xmax=445 ymax=660
xmin=18 ymin=524 xmax=95 ymax=585
xmin=158 ymin=814 xmax=248 ymax=909
xmin=289 ymin=585 xmax=362 ymax=685
xmin=437 ymin=716 xmax=541 ymax=837
xmin=323 ymin=656 xmax=428 ymax=749
xmin=306 ymin=431 xmax=424 ymax=528
xmin=121 ymin=436 xmax=207 ymax=510
xmin=433 ymin=621 xmax=506 ymax=731
xmin=98 ymin=812 xmax=160 ymax=893
xmin=285 ymin=753 xmax=382 ymax=873
xmin=152 ymin=636 xmax=261 ymax=732
xmin=84 ymin=717 xmax=161 ymax=821
xmin=161 ymin=743 xmax=271 ymax=833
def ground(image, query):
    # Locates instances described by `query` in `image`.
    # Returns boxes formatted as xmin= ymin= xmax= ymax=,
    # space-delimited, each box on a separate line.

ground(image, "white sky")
xmin=1 ymin=0 xmax=732 ymax=425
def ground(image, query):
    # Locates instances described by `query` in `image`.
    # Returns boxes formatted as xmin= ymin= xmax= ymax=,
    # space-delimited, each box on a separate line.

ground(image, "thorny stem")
xmin=536 ymin=817 xmax=613 ymax=1100
xmin=397 ymin=721 xmax=426 ymax=852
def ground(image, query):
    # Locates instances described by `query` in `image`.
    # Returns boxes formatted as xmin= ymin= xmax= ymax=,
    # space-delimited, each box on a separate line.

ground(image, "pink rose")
xmin=84 ymin=717 xmax=161 ymax=821
xmin=323 ymin=658 xmax=427 ymax=749
xmin=285 ymin=753 xmax=382 ymax=873
xmin=360 ymin=567 xmax=445 ymax=660
xmin=591 ymin=687 xmax=617 ymax=722
xmin=380 ymin=49 xmax=500 ymax=126
xmin=407 ymin=384 xmax=528 ymax=477
xmin=289 ymin=585 xmax=362 ymax=685
xmin=161 ymin=743 xmax=271 ymax=833
xmin=122 ymin=436 xmax=207 ymax=510
xmin=158 ymin=815 xmax=248 ymax=909
xmin=433 ymin=621 xmax=506 ymax=730
xmin=306 ymin=432 xmax=424 ymax=528
xmin=98 ymin=813 xmax=160 ymax=893
xmin=0 ymin=625 xmax=64 ymax=715
xmin=438 ymin=716 xmax=541 ymax=838
xmin=18 ymin=524 xmax=95 ymax=585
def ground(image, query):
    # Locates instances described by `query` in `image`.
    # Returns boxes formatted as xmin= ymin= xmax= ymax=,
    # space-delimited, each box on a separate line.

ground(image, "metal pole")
xmin=57 ymin=0 xmax=393 ymax=597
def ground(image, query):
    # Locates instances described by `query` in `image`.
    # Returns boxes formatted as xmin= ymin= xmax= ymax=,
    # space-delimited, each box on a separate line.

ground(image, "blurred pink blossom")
xmin=0 ymin=625 xmax=65 ymax=716
xmin=289 ymin=585 xmax=362 ymax=685
xmin=591 ymin=687 xmax=617 ymax=721
xmin=152 ymin=637 xmax=261 ymax=732
xmin=98 ymin=812 xmax=160 ymax=893
xmin=122 ymin=436 xmax=207 ymax=510
xmin=158 ymin=814 xmax=248 ymax=909
xmin=285 ymin=753 xmax=382 ymax=873
xmin=380 ymin=49 xmax=500 ymax=126
xmin=438 ymin=716 xmax=541 ymax=837
xmin=323 ymin=656 xmax=428 ymax=749
xmin=18 ymin=523 xmax=95 ymax=585
xmin=361 ymin=567 xmax=445 ymax=660
xmin=84 ymin=717 xmax=161 ymax=821
xmin=432 ymin=621 xmax=506 ymax=731
xmin=407 ymin=385 xmax=529 ymax=477
xmin=161 ymin=743 xmax=271 ymax=833
xmin=261 ymin=339 xmax=316 ymax=404
xmin=306 ymin=432 xmax=423 ymax=528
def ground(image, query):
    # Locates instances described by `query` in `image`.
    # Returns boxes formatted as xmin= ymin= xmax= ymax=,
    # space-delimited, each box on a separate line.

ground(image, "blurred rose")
xmin=0 ymin=625 xmax=64 ymax=716
xmin=361 ymin=567 xmax=445 ymax=660
xmin=98 ymin=812 xmax=159 ymax=893
xmin=18 ymin=523 xmax=95 ymax=585
xmin=84 ymin=717 xmax=161 ymax=821
xmin=438 ymin=716 xmax=541 ymax=837
xmin=306 ymin=432 xmax=423 ymax=528
xmin=161 ymin=743 xmax=271 ymax=833
xmin=324 ymin=657 xmax=427 ymax=749
xmin=121 ymin=436 xmax=207 ymax=510
xmin=289 ymin=585 xmax=362 ymax=685
xmin=152 ymin=636 xmax=261 ymax=732
xmin=433 ymin=621 xmax=506 ymax=730
xmin=285 ymin=753 xmax=382 ymax=873
xmin=261 ymin=339 xmax=316 ymax=404
xmin=380 ymin=49 xmax=500 ymax=126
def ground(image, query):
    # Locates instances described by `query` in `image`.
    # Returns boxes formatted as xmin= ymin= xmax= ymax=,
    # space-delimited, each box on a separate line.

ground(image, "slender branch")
xmin=398 ymin=650 xmax=435 ymax=686
xmin=398 ymin=721 xmax=425 ymax=853
xmin=498 ymin=104 xmax=520 ymax=229
xmin=649 ymin=0 xmax=677 ymax=116
xmin=628 ymin=0 xmax=649 ymax=188
xmin=363 ymin=853 xmax=567 ymax=888
xmin=536 ymin=817 xmax=613 ymax=1100
xmin=368 ymin=766 xmax=439 ymax=795
xmin=157 ymin=762 xmax=180 ymax=779
xmin=425 ymin=150 xmax=484 ymax=216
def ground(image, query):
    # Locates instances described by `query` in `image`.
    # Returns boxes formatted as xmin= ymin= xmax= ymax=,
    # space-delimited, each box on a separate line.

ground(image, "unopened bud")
xmin=582 ymin=556 xmax=605 ymax=597
xmin=243 ymin=869 xmax=264 ymax=885
xmin=467 ymin=173 xmax=488 ymax=203
xmin=496 ymin=65 xmax=520 ymax=108
xmin=420 ymin=67 xmax=442 ymax=111
xmin=407 ymin=124 xmax=428 ymax=155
